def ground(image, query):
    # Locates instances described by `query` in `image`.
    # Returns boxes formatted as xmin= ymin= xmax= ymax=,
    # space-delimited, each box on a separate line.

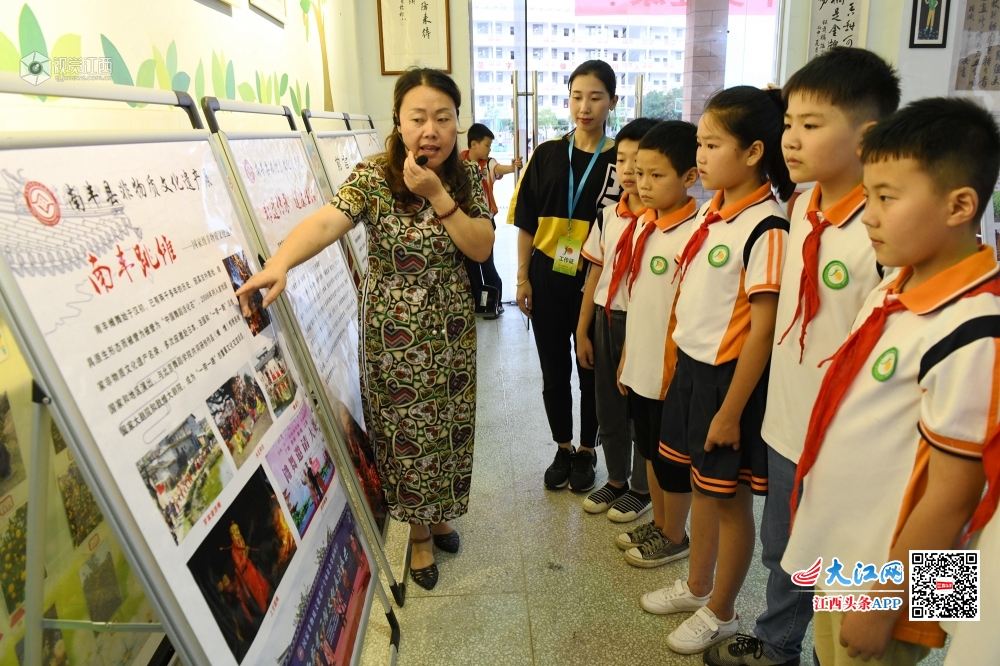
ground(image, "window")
xmin=500 ymin=72 xmax=509 ymax=83
xmin=587 ymin=26 xmax=595 ymax=36
xmin=478 ymin=47 xmax=491 ymax=58
xmin=673 ymin=73 xmax=682 ymax=83
xmin=552 ymin=24 xmax=558 ymax=36
xmin=613 ymin=30 xmax=619 ymax=38
xmin=654 ymin=57 xmax=661 ymax=62
xmin=675 ymin=51 xmax=683 ymax=60
xmin=495 ymin=22 xmax=501 ymax=33
xmin=564 ymin=51 xmax=570 ymax=60
xmin=563 ymin=75 xmax=569 ymax=84
xmin=510 ymin=50 xmax=515 ymax=60
xmin=552 ymin=48 xmax=558 ymax=59
xmin=476 ymin=22 xmax=489 ymax=35
xmin=510 ymin=26 xmax=514 ymax=35
xmin=564 ymin=28 xmax=570 ymax=36
xmin=533 ymin=48 xmax=543 ymax=60
xmin=563 ymin=98 xmax=569 ymax=108
xmin=532 ymin=23 xmax=543 ymax=35
xmin=552 ymin=72 xmax=559 ymax=83
xmin=478 ymin=71 xmax=491 ymax=83
xmin=674 ymin=28 xmax=684 ymax=38
xmin=621 ymin=28 xmax=627 ymax=38
xmin=478 ymin=96 xmax=490 ymax=106
xmin=552 ymin=95 xmax=559 ymax=105
xmin=612 ymin=53 xmax=619 ymax=61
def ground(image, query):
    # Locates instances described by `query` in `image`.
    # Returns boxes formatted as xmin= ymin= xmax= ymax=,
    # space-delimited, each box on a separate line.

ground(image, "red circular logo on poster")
xmin=244 ymin=159 xmax=255 ymax=184
xmin=24 ymin=181 xmax=60 ymax=226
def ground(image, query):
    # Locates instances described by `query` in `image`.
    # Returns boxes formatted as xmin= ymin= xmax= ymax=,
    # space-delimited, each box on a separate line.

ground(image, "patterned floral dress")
xmin=330 ymin=158 xmax=489 ymax=525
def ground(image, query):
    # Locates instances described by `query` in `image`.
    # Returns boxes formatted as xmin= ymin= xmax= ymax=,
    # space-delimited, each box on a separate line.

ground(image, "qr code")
xmin=909 ymin=550 xmax=980 ymax=621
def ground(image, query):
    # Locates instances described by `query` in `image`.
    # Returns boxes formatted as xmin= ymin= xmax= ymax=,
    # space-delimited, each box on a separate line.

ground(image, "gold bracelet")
xmin=516 ymin=277 xmax=529 ymax=286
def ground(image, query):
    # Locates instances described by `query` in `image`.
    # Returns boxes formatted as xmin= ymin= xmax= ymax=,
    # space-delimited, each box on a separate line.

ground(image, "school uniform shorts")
xmin=658 ymin=349 xmax=769 ymax=498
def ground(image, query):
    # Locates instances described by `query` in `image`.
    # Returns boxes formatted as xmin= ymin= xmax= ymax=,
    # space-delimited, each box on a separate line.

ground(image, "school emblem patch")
xmin=708 ymin=245 xmax=730 ymax=267
xmin=823 ymin=260 xmax=850 ymax=290
xmin=650 ymin=256 xmax=669 ymax=275
xmin=872 ymin=347 xmax=898 ymax=382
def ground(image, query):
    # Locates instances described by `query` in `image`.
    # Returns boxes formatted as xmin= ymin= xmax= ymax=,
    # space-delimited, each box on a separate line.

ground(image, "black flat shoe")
xmin=432 ymin=530 xmax=460 ymax=553
xmin=408 ymin=535 xmax=439 ymax=590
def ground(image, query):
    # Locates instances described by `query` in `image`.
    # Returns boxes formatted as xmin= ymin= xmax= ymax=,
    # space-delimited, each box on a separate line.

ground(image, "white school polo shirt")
xmin=672 ymin=183 xmax=789 ymax=366
xmin=782 ymin=249 xmax=1000 ymax=595
xmin=943 ymin=513 xmax=1000 ymax=664
xmin=581 ymin=193 xmax=646 ymax=313
xmin=619 ymin=198 xmax=699 ymax=400
xmin=761 ymin=184 xmax=880 ymax=464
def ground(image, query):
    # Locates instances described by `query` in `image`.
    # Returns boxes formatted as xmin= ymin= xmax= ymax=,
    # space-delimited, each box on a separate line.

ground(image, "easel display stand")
xmin=0 ymin=73 xmax=396 ymax=666
xmin=200 ymin=97 xmax=405 ymax=607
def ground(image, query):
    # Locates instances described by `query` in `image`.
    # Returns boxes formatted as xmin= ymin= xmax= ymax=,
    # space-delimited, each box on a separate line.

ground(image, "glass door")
xmin=470 ymin=0 xmax=782 ymax=170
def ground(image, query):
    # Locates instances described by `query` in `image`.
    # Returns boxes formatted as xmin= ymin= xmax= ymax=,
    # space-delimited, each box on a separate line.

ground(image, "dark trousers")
xmin=464 ymin=219 xmax=502 ymax=305
xmin=529 ymin=251 xmax=598 ymax=448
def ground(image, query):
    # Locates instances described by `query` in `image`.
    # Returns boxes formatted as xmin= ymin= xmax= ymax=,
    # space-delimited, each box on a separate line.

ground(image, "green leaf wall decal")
xmin=18 ymin=5 xmax=46 ymax=58
xmin=152 ymin=46 xmax=171 ymax=90
xmin=305 ymin=82 xmax=310 ymax=110
xmin=195 ymin=59 xmax=204 ymax=101
xmin=265 ymin=74 xmax=272 ymax=104
xmin=0 ymin=32 xmax=19 ymax=72
xmin=135 ymin=58 xmax=156 ymax=108
xmin=172 ymin=71 xmax=190 ymax=92
xmin=51 ymin=34 xmax=81 ymax=65
xmin=255 ymin=71 xmax=262 ymax=103
xmin=166 ymin=41 xmax=177 ymax=79
xmin=238 ymin=82 xmax=255 ymax=102
xmin=100 ymin=35 xmax=134 ymax=86
xmin=279 ymin=73 xmax=288 ymax=97
xmin=211 ymin=51 xmax=224 ymax=98
xmin=289 ymin=86 xmax=300 ymax=116
xmin=225 ymin=60 xmax=235 ymax=100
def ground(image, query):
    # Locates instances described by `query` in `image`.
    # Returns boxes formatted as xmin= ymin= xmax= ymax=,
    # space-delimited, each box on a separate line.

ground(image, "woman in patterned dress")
xmin=237 ymin=69 xmax=494 ymax=590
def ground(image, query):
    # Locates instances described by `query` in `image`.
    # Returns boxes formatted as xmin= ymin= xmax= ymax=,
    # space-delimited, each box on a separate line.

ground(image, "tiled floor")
xmin=358 ymin=212 xmax=949 ymax=665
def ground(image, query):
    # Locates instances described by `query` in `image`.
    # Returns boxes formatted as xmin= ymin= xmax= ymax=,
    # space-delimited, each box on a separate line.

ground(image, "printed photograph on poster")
xmin=284 ymin=510 xmax=371 ymax=666
xmin=135 ymin=414 xmax=235 ymax=545
xmin=341 ymin=409 xmax=387 ymax=532
xmin=52 ymin=420 xmax=67 ymax=454
xmin=223 ymin=252 xmax=271 ymax=337
xmin=0 ymin=503 xmax=28 ymax=615
xmin=58 ymin=460 xmax=105 ymax=548
xmin=187 ymin=467 xmax=297 ymax=663
xmin=910 ymin=0 xmax=951 ymax=47
xmin=79 ymin=541 xmax=125 ymax=623
xmin=14 ymin=605 xmax=63 ymax=666
xmin=0 ymin=391 xmax=26 ymax=497
xmin=206 ymin=364 xmax=274 ymax=469
xmin=254 ymin=340 xmax=298 ymax=418
xmin=265 ymin=406 xmax=335 ymax=538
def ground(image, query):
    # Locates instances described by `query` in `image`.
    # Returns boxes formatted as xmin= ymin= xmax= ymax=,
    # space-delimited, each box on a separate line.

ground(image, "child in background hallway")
xmin=577 ymin=117 xmax=659 ymax=521
xmin=612 ymin=121 xmax=700 ymax=568
xmin=644 ymin=86 xmax=793 ymax=656
xmin=705 ymin=47 xmax=901 ymax=666
xmin=462 ymin=123 xmax=521 ymax=317
xmin=782 ymin=98 xmax=1000 ymax=666
xmin=510 ymin=60 xmax=621 ymax=493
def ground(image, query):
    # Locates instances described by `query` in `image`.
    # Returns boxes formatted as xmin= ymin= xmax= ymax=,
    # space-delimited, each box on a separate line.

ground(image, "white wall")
xmin=778 ymin=0 xmax=960 ymax=104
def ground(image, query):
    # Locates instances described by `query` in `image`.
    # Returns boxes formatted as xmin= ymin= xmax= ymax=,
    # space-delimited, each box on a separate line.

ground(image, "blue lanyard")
xmin=567 ymin=133 xmax=607 ymax=224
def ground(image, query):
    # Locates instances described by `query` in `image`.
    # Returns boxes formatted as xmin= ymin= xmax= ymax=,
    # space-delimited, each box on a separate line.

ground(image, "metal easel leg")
xmin=23 ymin=381 xmax=52 ymax=666
xmin=374 ymin=579 xmax=400 ymax=665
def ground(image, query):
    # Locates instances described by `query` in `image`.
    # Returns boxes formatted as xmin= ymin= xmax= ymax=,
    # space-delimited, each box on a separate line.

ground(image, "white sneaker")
xmin=639 ymin=579 xmax=711 ymax=615
xmin=666 ymin=606 xmax=739 ymax=655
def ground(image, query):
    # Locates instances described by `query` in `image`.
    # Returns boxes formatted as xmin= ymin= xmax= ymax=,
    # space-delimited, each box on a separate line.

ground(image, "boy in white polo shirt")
xmin=706 ymin=47 xmax=900 ymax=666
xmin=613 ymin=121 xmax=700 ymax=567
xmin=577 ymin=118 xmax=660 ymax=518
xmin=781 ymin=98 xmax=1000 ymax=665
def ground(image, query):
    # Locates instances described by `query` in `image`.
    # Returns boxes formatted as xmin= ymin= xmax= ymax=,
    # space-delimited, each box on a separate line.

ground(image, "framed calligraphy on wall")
xmin=377 ymin=0 xmax=452 ymax=75
xmin=808 ymin=0 xmax=870 ymax=60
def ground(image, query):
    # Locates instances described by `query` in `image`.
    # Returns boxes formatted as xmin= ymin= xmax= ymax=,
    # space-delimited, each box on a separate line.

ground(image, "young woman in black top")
xmin=510 ymin=60 xmax=622 ymax=491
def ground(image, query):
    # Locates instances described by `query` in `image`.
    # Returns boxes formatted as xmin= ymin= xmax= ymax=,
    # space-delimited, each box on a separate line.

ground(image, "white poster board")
xmin=221 ymin=135 xmax=388 ymax=532
xmin=0 ymin=137 xmax=372 ymax=666
xmin=809 ymin=0 xmax=870 ymax=58
xmin=313 ymin=134 xmax=369 ymax=280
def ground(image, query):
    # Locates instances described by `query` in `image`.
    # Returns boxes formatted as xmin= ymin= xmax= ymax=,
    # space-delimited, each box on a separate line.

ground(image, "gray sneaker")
xmin=614 ymin=520 xmax=660 ymax=551
xmin=703 ymin=634 xmax=800 ymax=666
xmin=624 ymin=532 xmax=690 ymax=568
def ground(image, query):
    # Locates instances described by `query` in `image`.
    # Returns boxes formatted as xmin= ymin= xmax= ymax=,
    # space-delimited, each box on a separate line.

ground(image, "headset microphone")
xmin=415 ymin=155 xmax=429 ymax=166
